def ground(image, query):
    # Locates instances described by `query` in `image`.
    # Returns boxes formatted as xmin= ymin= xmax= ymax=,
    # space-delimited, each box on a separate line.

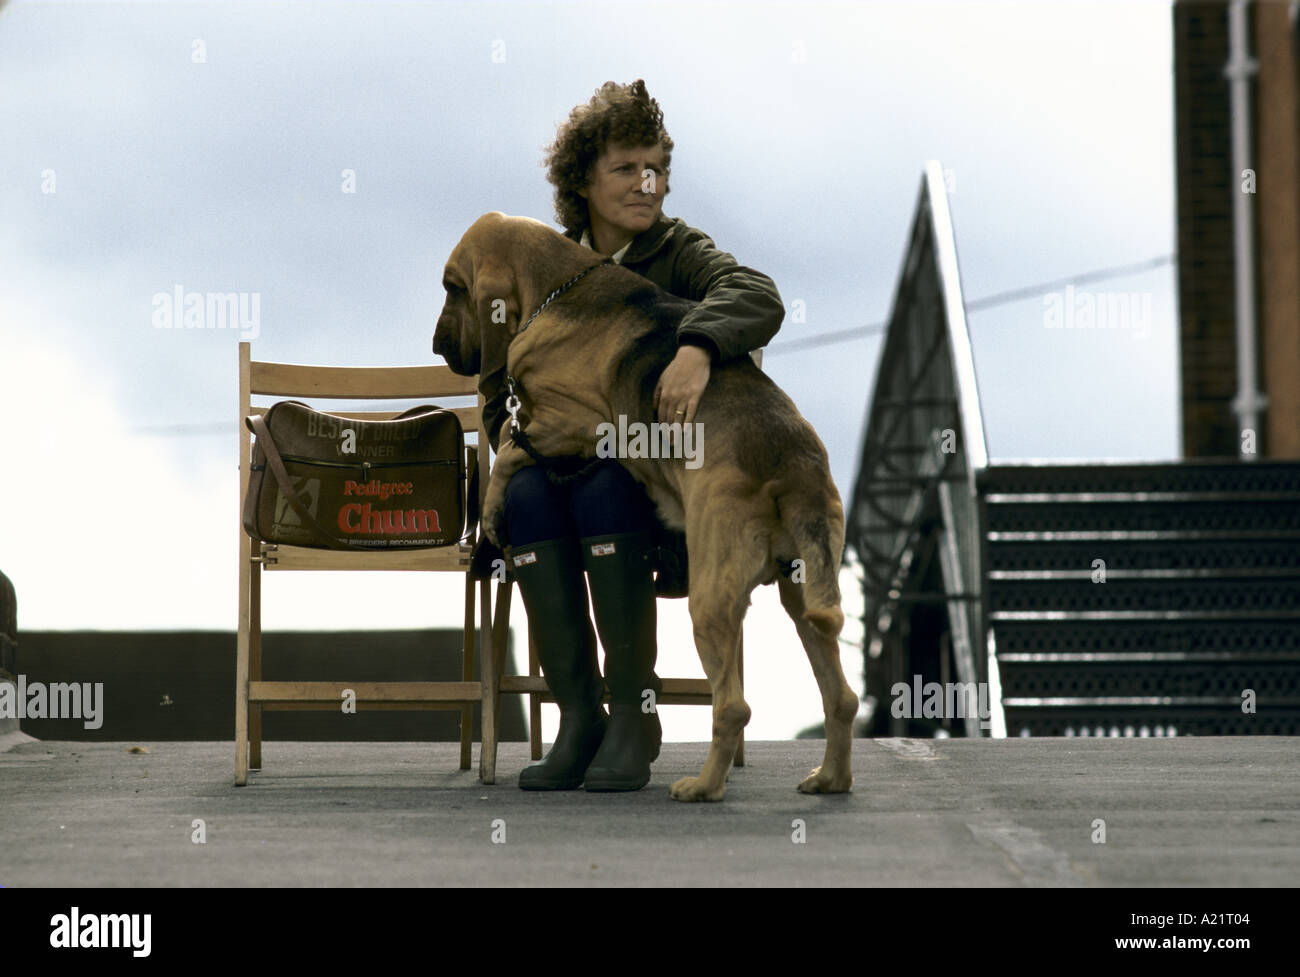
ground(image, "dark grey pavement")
xmin=1 ymin=734 xmax=1297 ymax=886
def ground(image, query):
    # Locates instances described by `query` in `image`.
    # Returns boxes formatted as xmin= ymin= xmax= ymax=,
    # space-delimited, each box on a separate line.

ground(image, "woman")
xmin=491 ymin=80 xmax=784 ymax=791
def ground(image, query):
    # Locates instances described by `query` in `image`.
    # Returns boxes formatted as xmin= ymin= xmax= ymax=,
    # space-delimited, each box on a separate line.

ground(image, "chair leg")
xmin=235 ymin=542 xmax=252 ymax=787
xmin=479 ymin=578 xmax=506 ymax=785
xmin=492 ymin=584 xmax=511 ymax=692
xmin=490 ymin=580 xmax=511 ymax=770
xmin=249 ymin=564 xmax=262 ymax=771
xmin=460 ymin=573 xmax=475 ymax=771
xmin=528 ymin=631 xmax=543 ymax=761
xmin=459 ymin=710 xmax=473 ymax=769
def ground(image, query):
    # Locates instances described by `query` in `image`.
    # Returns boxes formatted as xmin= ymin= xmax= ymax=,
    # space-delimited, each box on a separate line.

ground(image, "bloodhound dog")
xmin=433 ymin=212 xmax=857 ymax=802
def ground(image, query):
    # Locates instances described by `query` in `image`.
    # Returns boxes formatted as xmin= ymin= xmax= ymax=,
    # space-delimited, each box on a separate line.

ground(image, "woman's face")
xmin=579 ymin=142 xmax=667 ymax=241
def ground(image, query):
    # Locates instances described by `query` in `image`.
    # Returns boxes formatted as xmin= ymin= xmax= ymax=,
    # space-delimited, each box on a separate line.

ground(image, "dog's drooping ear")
xmin=473 ymin=261 xmax=521 ymax=391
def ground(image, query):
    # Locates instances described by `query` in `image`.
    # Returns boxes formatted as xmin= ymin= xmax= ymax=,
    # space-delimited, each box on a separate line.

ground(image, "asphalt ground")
xmin=1 ymin=733 xmax=1296 ymax=887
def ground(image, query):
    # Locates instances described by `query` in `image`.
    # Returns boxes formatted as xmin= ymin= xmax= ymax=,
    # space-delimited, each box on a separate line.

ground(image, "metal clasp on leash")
xmin=505 ymin=375 xmax=522 ymax=433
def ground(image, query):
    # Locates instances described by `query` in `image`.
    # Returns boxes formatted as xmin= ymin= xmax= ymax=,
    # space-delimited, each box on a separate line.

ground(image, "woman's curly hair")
xmin=544 ymin=79 xmax=674 ymax=234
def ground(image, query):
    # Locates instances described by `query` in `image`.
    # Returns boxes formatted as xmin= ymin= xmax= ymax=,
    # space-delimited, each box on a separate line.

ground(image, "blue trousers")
xmin=501 ymin=459 xmax=656 ymax=548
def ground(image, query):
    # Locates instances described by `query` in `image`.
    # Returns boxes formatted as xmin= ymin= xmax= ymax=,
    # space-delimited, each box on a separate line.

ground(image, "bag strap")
xmin=245 ymin=413 xmax=338 ymax=542
xmin=462 ymin=446 xmax=479 ymax=544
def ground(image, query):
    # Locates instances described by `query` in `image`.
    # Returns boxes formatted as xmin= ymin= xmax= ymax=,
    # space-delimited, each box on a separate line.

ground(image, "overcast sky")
xmin=0 ymin=0 xmax=1179 ymax=738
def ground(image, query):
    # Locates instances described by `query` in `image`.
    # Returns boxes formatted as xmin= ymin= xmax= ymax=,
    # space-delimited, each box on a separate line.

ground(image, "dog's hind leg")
xmin=778 ymin=575 xmax=857 ymax=794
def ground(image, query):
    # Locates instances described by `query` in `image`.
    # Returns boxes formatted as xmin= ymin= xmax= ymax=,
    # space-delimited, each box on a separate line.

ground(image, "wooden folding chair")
xmin=236 ymin=342 xmax=510 ymax=785
xmin=487 ymin=350 xmax=767 ymax=770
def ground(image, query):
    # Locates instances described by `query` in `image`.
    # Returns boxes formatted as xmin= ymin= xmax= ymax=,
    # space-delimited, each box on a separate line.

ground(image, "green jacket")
xmin=481 ymin=215 xmax=785 ymax=451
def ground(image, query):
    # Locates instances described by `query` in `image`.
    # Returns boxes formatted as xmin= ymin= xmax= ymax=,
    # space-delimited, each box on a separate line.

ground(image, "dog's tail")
xmin=768 ymin=477 xmax=846 ymax=638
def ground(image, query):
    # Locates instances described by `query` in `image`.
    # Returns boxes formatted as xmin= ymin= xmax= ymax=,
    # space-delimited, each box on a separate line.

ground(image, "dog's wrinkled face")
xmin=432 ymin=213 xmax=523 ymax=382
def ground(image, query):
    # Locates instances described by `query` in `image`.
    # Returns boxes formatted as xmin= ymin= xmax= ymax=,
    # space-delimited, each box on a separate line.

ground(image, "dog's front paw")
xmin=481 ymin=476 xmax=510 ymax=548
xmin=670 ymin=776 xmax=726 ymax=803
xmin=797 ymin=765 xmax=853 ymax=794
xmin=482 ymin=501 xmax=504 ymax=548
xmin=481 ymin=440 xmax=531 ymax=548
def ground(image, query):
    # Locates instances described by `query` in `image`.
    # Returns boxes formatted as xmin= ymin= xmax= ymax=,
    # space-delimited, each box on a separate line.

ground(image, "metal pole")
xmin=1226 ymin=0 xmax=1268 ymax=458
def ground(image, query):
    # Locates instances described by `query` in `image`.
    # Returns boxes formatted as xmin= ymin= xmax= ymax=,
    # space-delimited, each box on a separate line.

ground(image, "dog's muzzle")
xmin=432 ymin=321 xmax=474 ymax=376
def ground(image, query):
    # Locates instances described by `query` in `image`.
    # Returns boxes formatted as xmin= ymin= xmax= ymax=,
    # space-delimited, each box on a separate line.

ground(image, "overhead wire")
xmin=129 ymin=253 xmax=1178 ymax=435
xmin=764 ymin=253 xmax=1176 ymax=356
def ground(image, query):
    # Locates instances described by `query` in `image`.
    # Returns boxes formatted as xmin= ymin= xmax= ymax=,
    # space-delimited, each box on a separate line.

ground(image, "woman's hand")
xmin=653 ymin=344 xmax=712 ymax=425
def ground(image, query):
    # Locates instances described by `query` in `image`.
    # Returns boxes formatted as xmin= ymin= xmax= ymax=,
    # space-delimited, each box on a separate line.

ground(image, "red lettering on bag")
xmin=337 ymin=504 xmax=441 ymax=535
xmin=343 ymin=480 xmax=416 ymax=500
xmin=410 ymin=510 xmax=440 ymax=533
xmin=339 ymin=503 xmax=362 ymax=532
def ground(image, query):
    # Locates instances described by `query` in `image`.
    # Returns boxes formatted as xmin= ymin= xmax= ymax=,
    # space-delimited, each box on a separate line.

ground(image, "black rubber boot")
xmin=509 ymin=537 xmax=608 ymax=790
xmin=579 ymin=531 xmax=663 ymax=791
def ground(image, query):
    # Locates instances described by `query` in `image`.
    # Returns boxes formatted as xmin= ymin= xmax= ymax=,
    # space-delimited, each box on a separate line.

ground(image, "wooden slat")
xmin=245 ymin=405 xmax=479 ymax=429
xmin=499 ymin=675 xmax=550 ymax=694
xmin=260 ymin=544 xmax=471 ymax=571
xmin=500 ymin=693 xmax=713 ymax=705
xmin=497 ymin=676 xmax=712 ymax=702
xmin=249 ymin=681 xmax=481 ymax=704
xmin=661 ymin=678 xmax=711 ymax=696
xmin=258 ymin=701 xmax=478 ymax=712
xmin=250 ymin=360 xmax=478 ymax=399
